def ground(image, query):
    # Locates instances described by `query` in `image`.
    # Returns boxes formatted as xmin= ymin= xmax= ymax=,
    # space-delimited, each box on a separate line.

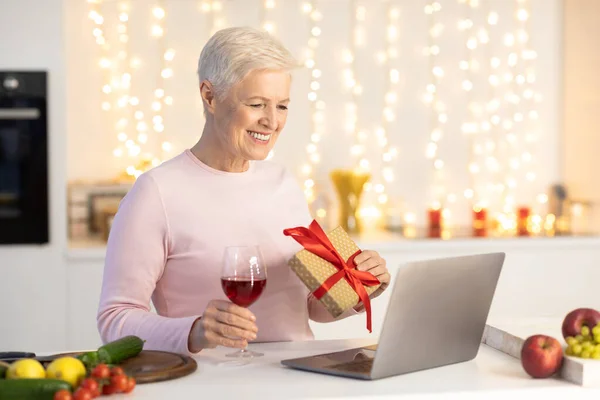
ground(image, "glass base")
xmin=225 ymin=348 xmax=263 ymax=358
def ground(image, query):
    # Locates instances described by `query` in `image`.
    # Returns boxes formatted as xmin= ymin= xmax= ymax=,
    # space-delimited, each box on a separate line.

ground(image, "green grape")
xmin=592 ymin=326 xmax=600 ymax=337
xmin=582 ymin=326 xmax=591 ymax=336
xmin=582 ymin=341 xmax=594 ymax=351
xmin=576 ymin=334 xmax=585 ymax=343
xmin=592 ymin=351 xmax=600 ymax=360
xmin=594 ymin=334 xmax=600 ymax=344
xmin=584 ymin=334 xmax=593 ymax=342
xmin=581 ymin=350 xmax=591 ymax=359
xmin=566 ymin=336 xmax=578 ymax=347
xmin=565 ymin=346 xmax=574 ymax=356
xmin=572 ymin=344 xmax=583 ymax=355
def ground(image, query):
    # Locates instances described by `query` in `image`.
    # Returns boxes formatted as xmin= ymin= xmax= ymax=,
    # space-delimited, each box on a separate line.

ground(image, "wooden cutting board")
xmin=44 ymin=351 xmax=197 ymax=384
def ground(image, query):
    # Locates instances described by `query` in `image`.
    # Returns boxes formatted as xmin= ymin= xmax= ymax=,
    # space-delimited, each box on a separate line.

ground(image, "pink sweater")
xmin=97 ymin=149 xmax=359 ymax=355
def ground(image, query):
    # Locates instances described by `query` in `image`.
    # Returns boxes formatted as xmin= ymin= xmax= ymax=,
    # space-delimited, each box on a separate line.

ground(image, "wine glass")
xmin=221 ymin=245 xmax=267 ymax=358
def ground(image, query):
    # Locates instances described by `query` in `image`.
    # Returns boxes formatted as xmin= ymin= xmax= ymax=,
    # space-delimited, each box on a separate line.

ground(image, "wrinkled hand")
xmin=188 ymin=300 xmax=258 ymax=352
xmin=354 ymin=250 xmax=390 ymax=305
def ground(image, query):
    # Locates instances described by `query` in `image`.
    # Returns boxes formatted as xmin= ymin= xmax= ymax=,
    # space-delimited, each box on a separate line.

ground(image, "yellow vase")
xmin=330 ymin=169 xmax=371 ymax=233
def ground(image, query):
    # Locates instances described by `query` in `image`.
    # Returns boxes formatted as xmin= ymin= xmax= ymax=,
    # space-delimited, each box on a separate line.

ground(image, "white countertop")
xmin=94 ymin=338 xmax=598 ymax=400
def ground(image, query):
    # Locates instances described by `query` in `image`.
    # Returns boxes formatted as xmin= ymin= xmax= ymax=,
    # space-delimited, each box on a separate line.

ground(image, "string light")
xmin=198 ymin=0 xmax=227 ymax=122
xmin=478 ymin=0 xmax=508 ymax=227
xmin=345 ymin=0 xmax=365 ymax=169
xmin=86 ymin=1 xmax=546 ymax=236
xmin=260 ymin=0 xmax=277 ymax=161
xmin=199 ymin=0 xmax=211 ymax=13
xmin=88 ymin=1 xmax=110 ymax=112
xmin=300 ymin=0 xmax=324 ymax=204
xmin=456 ymin=0 xmax=542 ymax=235
xmin=153 ymin=1 xmax=174 ymax=170
xmin=199 ymin=0 xmax=226 ymax=36
xmin=261 ymin=0 xmax=276 ymax=35
xmin=423 ymin=2 xmax=447 ymax=210
xmin=88 ymin=1 xmax=142 ymax=174
xmin=459 ymin=0 xmax=475 ymax=211
xmin=87 ymin=1 xmax=174 ymax=180
xmin=513 ymin=0 xmax=543 ymax=213
xmin=211 ymin=0 xmax=226 ymax=35
xmin=344 ymin=1 xmax=386 ymax=228
xmin=117 ymin=0 xmax=143 ymax=166
xmin=497 ymin=3 xmax=520 ymax=215
xmin=490 ymin=0 xmax=540 ymax=222
xmin=375 ymin=2 xmax=401 ymax=225
xmin=125 ymin=1 xmax=173 ymax=178
xmin=458 ymin=0 xmax=491 ymax=216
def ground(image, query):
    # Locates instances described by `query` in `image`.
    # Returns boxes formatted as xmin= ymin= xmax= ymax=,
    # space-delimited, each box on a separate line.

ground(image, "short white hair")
xmin=197 ymin=27 xmax=300 ymax=103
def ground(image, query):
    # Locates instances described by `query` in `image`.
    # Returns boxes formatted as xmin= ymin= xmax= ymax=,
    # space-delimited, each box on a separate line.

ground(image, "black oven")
xmin=0 ymin=71 xmax=49 ymax=244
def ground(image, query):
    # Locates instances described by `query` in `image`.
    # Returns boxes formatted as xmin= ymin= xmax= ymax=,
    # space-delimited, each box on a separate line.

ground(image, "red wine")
xmin=221 ymin=277 xmax=267 ymax=307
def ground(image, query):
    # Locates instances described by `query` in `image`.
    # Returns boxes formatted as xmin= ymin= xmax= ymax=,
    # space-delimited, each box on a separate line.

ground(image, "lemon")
xmin=6 ymin=359 xmax=46 ymax=379
xmin=45 ymin=356 xmax=87 ymax=388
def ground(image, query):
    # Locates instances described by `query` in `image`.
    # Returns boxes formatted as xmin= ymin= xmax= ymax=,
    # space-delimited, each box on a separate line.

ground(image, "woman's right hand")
xmin=188 ymin=300 xmax=258 ymax=352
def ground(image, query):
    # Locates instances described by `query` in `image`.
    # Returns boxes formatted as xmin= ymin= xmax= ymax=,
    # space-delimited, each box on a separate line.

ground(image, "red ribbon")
xmin=283 ymin=220 xmax=380 ymax=332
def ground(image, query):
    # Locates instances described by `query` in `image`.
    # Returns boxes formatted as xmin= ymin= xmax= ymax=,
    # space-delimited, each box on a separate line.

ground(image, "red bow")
xmin=283 ymin=220 xmax=380 ymax=332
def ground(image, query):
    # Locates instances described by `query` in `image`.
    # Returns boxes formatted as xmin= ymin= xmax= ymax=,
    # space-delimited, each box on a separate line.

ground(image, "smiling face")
xmin=206 ymin=69 xmax=291 ymax=162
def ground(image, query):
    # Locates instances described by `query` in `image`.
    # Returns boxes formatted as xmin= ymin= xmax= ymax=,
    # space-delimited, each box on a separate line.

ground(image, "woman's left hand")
xmin=354 ymin=250 xmax=390 ymax=300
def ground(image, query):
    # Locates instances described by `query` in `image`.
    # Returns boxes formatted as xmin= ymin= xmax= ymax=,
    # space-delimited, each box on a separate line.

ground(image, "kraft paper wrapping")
xmin=288 ymin=226 xmax=381 ymax=318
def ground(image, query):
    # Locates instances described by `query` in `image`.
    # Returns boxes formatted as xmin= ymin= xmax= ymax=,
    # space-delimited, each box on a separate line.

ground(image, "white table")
xmin=97 ymin=338 xmax=599 ymax=399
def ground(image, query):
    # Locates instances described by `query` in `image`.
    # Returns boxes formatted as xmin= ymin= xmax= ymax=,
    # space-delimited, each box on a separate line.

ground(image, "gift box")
xmin=283 ymin=220 xmax=381 ymax=332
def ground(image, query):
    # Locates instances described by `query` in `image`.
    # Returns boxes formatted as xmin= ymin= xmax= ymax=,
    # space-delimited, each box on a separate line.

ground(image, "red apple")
xmin=561 ymin=308 xmax=600 ymax=339
xmin=520 ymin=335 xmax=563 ymax=379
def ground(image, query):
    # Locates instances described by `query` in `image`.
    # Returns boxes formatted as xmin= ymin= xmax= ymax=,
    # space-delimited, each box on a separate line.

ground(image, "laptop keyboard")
xmin=327 ymin=358 xmax=374 ymax=373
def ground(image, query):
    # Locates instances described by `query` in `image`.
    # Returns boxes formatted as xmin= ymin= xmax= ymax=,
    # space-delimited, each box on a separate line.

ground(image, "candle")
xmin=428 ymin=207 xmax=442 ymax=238
xmin=472 ymin=206 xmax=487 ymax=237
xmin=517 ymin=206 xmax=530 ymax=236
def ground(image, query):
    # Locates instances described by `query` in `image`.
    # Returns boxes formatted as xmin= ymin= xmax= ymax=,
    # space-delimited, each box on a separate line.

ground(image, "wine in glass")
xmin=221 ymin=245 xmax=267 ymax=358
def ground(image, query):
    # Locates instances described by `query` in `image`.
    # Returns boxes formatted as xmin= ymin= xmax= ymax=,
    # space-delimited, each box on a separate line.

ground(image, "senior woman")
xmin=97 ymin=26 xmax=391 ymax=356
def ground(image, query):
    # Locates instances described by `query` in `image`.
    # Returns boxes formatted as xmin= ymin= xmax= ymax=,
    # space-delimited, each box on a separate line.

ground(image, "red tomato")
xmin=123 ymin=376 xmax=136 ymax=393
xmin=73 ymin=388 xmax=93 ymax=400
xmin=53 ymin=389 xmax=72 ymax=400
xmin=91 ymin=364 xmax=110 ymax=379
xmin=102 ymin=384 xmax=119 ymax=395
xmin=110 ymin=366 xmax=125 ymax=376
xmin=80 ymin=378 xmax=99 ymax=393
xmin=111 ymin=374 xmax=129 ymax=392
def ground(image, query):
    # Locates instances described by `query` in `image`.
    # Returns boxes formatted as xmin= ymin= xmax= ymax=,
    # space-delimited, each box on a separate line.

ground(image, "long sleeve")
xmin=96 ymin=173 xmax=201 ymax=356
xmin=307 ymin=293 xmax=362 ymax=323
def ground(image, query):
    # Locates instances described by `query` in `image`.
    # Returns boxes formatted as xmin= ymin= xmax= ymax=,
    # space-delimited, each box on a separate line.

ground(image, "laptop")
xmin=281 ymin=252 xmax=506 ymax=380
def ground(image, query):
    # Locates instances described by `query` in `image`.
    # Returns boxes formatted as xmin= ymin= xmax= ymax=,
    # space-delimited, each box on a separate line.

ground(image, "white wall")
xmin=0 ymin=0 xmax=68 ymax=352
xmin=563 ymin=0 xmax=600 ymax=228
xmin=68 ymin=0 xmax=563 ymax=229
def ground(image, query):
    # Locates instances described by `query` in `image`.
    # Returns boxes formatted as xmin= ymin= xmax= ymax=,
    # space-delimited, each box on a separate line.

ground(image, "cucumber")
xmin=0 ymin=378 xmax=71 ymax=400
xmin=97 ymin=335 xmax=144 ymax=365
